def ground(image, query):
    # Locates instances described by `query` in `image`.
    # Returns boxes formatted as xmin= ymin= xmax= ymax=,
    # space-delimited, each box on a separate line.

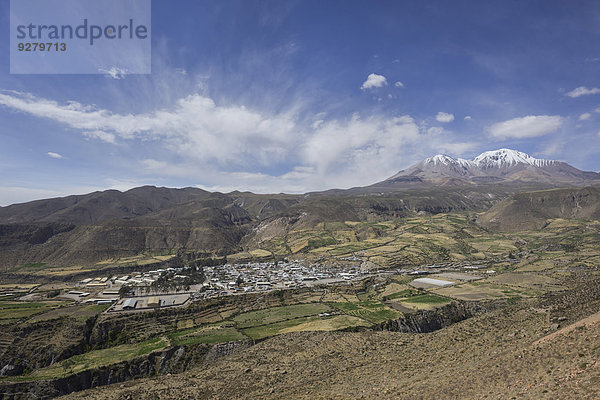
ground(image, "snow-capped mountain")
xmin=383 ymin=149 xmax=600 ymax=186
xmin=472 ymin=149 xmax=557 ymax=169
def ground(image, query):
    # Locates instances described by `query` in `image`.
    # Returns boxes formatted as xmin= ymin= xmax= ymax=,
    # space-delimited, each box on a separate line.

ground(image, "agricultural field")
xmin=431 ymin=282 xmax=536 ymax=301
xmin=244 ymin=214 xmax=535 ymax=269
xmin=6 ymin=253 xmax=178 ymax=279
xmin=278 ymin=315 xmax=370 ymax=333
xmin=0 ymin=283 xmax=39 ymax=290
xmin=330 ymin=301 xmax=401 ymax=324
xmin=487 ymin=272 xmax=562 ymax=292
xmin=0 ymin=300 xmax=66 ymax=321
xmin=399 ymin=293 xmax=452 ymax=310
xmin=26 ymin=303 xmax=108 ymax=323
xmin=6 ymin=337 xmax=169 ymax=382
xmin=170 ymin=324 xmax=246 ymax=345
xmin=232 ymin=303 xmax=332 ymax=329
xmin=242 ymin=314 xmax=370 ymax=339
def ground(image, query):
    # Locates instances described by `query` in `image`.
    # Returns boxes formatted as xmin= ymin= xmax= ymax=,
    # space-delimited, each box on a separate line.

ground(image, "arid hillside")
xmin=478 ymin=186 xmax=600 ymax=232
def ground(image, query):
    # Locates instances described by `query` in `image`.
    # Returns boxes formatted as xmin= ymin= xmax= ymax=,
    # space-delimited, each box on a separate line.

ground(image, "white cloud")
xmin=579 ymin=113 xmax=591 ymax=121
xmin=394 ymin=81 xmax=404 ymax=88
xmin=595 ymin=107 xmax=600 ymax=113
xmin=566 ymin=86 xmax=600 ymax=98
xmin=47 ymin=152 xmax=63 ymax=159
xmin=360 ymin=73 xmax=387 ymax=90
xmin=98 ymin=67 xmax=128 ymax=79
xmin=303 ymin=114 xmax=420 ymax=176
xmin=427 ymin=127 xmax=444 ymax=135
xmin=83 ymin=130 xmax=116 ymax=144
xmin=464 ymin=115 xmax=472 ymax=121
xmin=488 ymin=115 xmax=563 ymax=139
xmin=0 ymin=89 xmax=476 ymax=195
xmin=435 ymin=112 xmax=454 ymax=123
xmin=0 ymin=90 xmax=298 ymax=168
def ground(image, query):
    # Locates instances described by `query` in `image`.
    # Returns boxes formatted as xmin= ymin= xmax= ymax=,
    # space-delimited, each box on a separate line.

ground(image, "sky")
xmin=1 ymin=0 xmax=600 ymax=206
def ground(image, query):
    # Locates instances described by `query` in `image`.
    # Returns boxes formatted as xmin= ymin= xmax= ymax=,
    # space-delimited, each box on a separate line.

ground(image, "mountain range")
xmin=0 ymin=149 xmax=598 ymax=268
xmin=376 ymin=148 xmax=600 ymax=188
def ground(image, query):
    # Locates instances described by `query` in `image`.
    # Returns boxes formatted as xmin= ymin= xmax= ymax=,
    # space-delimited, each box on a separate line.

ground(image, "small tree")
xmin=62 ymin=358 xmax=77 ymax=378
xmin=119 ymin=285 xmax=133 ymax=297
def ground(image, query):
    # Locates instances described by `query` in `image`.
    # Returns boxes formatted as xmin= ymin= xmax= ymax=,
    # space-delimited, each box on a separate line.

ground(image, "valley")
xmin=0 ymin=150 xmax=599 ymax=398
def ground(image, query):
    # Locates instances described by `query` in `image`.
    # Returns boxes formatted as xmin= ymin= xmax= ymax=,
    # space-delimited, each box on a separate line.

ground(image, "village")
xmin=18 ymin=253 xmax=510 ymax=313
xmin=61 ymin=259 xmax=367 ymax=311
xmin=0 ymin=253 xmax=513 ymax=313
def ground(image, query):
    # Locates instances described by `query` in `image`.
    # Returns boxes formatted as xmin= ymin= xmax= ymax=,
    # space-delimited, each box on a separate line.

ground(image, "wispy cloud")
xmin=566 ymin=86 xmax=600 ymax=98
xmin=83 ymin=130 xmax=117 ymax=144
xmin=0 ymin=89 xmax=488 ymax=194
xmin=579 ymin=113 xmax=591 ymax=121
xmin=47 ymin=151 xmax=63 ymax=159
xmin=0 ymin=90 xmax=298 ymax=168
xmin=488 ymin=115 xmax=563 ymax=139
xmin=360 ymin=73 xmax=387 ymax=90
xmin=98 ymin=67 xmax=129 ymax=80
xmin=394 ymin=81 xmax=404 ymax=88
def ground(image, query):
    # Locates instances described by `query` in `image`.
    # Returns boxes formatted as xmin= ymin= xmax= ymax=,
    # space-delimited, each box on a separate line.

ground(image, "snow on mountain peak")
xmin=472 ymin=149 xmax=556 ymax=168
xmin=424 ymin=154 xmax=474 ymax=166
xmin=419 ymin=149 xmax=557 ymax=171
xmin=424 ymin=155 xmax=454 ymax=165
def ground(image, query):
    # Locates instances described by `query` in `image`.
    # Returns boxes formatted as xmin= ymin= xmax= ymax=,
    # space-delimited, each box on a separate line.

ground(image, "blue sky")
xmin=1 ymin=0 xmax=600 ymax=205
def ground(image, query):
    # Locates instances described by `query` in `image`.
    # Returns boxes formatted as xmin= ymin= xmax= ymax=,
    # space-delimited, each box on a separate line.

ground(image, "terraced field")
xmin=0 ymin=300 xmax=66 ymax=321
xmin=170 ymin=324 xmax=246 ymax=345
xmin=4 ymin=337 xmax=170 ymax=382
xmin=331 ymin=301 xmax=401 ymax=324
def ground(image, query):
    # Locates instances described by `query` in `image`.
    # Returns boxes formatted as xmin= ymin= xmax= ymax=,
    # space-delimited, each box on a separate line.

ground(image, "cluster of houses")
xmin=196 ymin=260 xmax=363 ymax=299
xmin=78 ymin=269 xmax=177 ymax=288
xmin=63 ymin=252 xmax=519 ymax=309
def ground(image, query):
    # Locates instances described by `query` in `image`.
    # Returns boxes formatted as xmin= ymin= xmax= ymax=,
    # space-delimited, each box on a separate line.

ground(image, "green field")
xmin=26 ymin=303 xmax=109 ymax=323
xmin=170 ymin=324 xmax=246 ymax=345
xmin=0 ymin=301 xmax=66 ymax=320
xmin=242 ymin=314 xmax=372 ymax=339
xmin=382 ymin=288 xmax=420 ymax=301
xmin=400 ymin=294 xmax=451 ymax=305
xmin=5 ymin=337 xmax=169 ymax=381
xmin=232 ymin=303 xmax=332 ymax=329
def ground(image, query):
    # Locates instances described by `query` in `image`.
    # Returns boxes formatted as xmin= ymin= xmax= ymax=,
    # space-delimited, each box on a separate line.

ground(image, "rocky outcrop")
xmin=0 ymin=339 xmax=251 ymax=399
xmin=375 ymin=301 xmax=494 ymax=333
